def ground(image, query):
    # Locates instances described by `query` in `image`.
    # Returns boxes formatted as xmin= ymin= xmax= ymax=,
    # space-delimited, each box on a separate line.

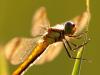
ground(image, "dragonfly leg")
xmin=72 ymin=31 xmax=91 ymax=51
xmin=64 ymin=38 xmax=90 ymax=52
xmin=70 ymin=42 xmax=77 ymax=47
xmin=72 ymin=38 xmax=90 ymax=51
xmin=68 ymin=31 xmax=90 ymax=51
xmin=62 ymin=39 xmax=85 ymax=60
xmin=69 ymin=31 xmax=88 ymax=39
xmin=65 ymin=40 xmax=72 ymax=50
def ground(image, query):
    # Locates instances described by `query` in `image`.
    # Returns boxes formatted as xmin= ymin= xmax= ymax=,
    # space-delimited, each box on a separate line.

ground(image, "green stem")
xmin=71 ymin=47 xmax=84 ymax=75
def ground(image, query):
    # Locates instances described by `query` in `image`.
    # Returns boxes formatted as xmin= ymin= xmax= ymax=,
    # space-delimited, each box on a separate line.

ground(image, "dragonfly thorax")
xmin=64 ymin=21 xmax=76 ymax=36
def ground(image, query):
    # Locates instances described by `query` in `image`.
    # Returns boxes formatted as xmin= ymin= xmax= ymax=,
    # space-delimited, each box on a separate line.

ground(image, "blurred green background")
xmin=0 ymin=0 xmax=99 ymax=75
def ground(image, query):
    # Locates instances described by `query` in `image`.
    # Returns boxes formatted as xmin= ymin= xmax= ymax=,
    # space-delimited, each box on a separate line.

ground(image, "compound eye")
xmin=64 ymin=21 xmax=75 ymax=35
xmin=65 ymin=21 xmax=75 ymax=27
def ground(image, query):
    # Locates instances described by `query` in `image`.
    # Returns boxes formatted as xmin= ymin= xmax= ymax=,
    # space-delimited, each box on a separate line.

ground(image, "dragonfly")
xmin=4 ymin=0 xmax=90 ymax=75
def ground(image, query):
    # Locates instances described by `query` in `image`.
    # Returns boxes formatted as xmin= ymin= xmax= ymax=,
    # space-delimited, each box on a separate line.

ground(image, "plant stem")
xmin=71 ymin=47 xmax=84 ymax=75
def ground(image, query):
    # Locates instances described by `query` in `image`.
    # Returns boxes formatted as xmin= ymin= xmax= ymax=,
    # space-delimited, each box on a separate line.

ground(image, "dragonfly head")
xmin=64 ymin=21 xmax=76 ymax=36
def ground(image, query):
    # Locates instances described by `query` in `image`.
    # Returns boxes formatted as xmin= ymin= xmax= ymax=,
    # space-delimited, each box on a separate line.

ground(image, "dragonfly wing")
xmin=34 ymin=42 xmax=63 ymax=65
xmin=4 ymin=37 xmax=41 ymax=65
xmin=72 ymin=0 xmax=90 ymax=35
xmin=31 ymin=7 xmax=50 ymax=37
xmin=72 ymin=11 xmax=90 ymax=35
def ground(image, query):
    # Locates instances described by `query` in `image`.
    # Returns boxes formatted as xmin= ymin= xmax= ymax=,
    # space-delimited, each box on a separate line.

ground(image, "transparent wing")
xmin=34 ymin=42 xmax=63 ymax=65
xmin=72 ymin=11 xmax=90 ymax=35
xmin=72 ymin=0 xmax=90 ymax=35
xmin=4 ymin=37 xmax=41 ymax=65
xmin=31 ymin=6 xmax=50 ymax=37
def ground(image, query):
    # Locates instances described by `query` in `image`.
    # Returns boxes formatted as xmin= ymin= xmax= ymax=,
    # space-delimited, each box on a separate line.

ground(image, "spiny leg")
xmin=72 ymin=33 xmax=90 ymax=51
xmin=70 ymin=42 xmax=77 ymax=47
xmin=66 ymin=40 xmax=72 ymax=50
xmin=68 ymin=31 xmax=90 ymax=51
xmin=62 ymin=39 xmax=85 ymax=60
xmin=72 ymin=38 xmax=90 ymax=50
xmin=64 ymin=37 xmax=90 ymax=52
xmin=69 ymin=31 xmax=88 ymax=39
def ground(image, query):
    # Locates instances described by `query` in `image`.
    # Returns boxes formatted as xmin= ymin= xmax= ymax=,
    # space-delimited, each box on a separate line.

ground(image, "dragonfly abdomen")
xmin=12 ymin=39 xmax=49 ymax=75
